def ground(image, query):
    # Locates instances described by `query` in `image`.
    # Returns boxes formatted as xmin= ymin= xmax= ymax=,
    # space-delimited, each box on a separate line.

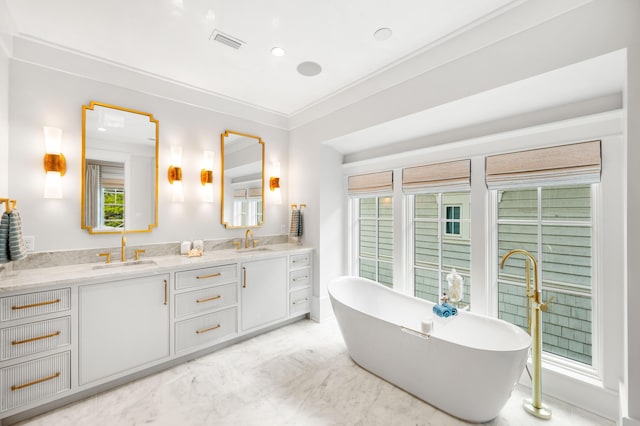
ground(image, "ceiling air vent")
xmin=209 ymin=30 xmax=245 ymax=50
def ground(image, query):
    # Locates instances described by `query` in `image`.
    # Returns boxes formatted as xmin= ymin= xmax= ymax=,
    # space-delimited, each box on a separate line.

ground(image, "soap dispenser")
xmin=446 ymin=269 xmax=464 ymax=303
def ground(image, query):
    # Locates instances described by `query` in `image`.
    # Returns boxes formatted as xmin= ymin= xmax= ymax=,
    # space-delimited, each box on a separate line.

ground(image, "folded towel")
xmin=0 ymin=212 xmax=9 ymax=264
xmin=432 ymin=304 xmax=451 ymax=318
xmin=442 ymin=302 xmax=458 ymax=316
xmin=8 ymin=209 xmax=27 ymax=262
xmin=289 ymin=209 xmax=303 ymax=237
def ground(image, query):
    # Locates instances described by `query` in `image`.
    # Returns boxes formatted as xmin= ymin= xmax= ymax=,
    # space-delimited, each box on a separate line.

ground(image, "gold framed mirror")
xmin=81 ymin=101 xmax=159 ymax=234
xmin=220 ymin=130 xmax=265 ymax=228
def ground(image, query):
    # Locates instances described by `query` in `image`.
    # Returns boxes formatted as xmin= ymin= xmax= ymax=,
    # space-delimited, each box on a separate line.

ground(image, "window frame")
xmin=349 ymin=195 xmax=394 ymax=287
xmin=488 ymin=184 xmax=601 ymax=378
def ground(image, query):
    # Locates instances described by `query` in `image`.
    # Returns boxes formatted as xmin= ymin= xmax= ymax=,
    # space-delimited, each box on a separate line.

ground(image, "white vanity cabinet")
xmin=288 ymin=253 xmax=312 ymax=317
xmin=241 ymin=257 xmax=288 ymax=331
xmin=78 ymin=274 xmax=170 ymax=385
xmin=0 ymin=288 xmax=72 ymax=414
xmin=0 ymin=246 xmax=313 ymax=425
xmin=173 ymin=264 xmax=239 ymax=353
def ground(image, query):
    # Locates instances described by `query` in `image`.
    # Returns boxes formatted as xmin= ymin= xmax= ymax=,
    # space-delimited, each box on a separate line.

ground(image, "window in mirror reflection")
xmin=85 ymin=161 xmax=126 ymax=229
xmin=232 ymin=188 xmax=263 ymax=227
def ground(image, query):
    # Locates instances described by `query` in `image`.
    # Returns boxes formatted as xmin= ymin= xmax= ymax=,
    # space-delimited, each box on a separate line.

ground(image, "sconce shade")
xmin=44 ymin=126 xmax=62 ymax=154
xmin=171 ymin=180 xmax=184 ymax=202
xmin=44 ymin=172 xmax=63 ymax=199
xmin=43 ymin=126 xmax=64 ymax=199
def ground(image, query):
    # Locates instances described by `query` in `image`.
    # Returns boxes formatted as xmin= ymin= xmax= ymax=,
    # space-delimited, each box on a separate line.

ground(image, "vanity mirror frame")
xmin=220 ymin=130 xmax=265 ymax=229
xmin=81 ymin=101 xmax=159 ymax=234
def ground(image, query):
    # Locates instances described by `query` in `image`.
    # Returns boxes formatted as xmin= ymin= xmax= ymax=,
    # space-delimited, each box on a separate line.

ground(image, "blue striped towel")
xmin=8 ymin=209 xmax=27 ymax=261
xmin=0 ymin=212 xmax=9 ymax=263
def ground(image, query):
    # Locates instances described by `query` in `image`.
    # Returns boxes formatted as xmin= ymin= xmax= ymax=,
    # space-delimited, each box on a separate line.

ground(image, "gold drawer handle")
xmin=292 ymin=276 xmax=309 ymax=282
xmin=292 ymin=258 xmax=307 ymax=264
xmin=196 ymin=324 xmax=221 ymax=334
xmin=196 ymin=273 xmax=221 ymax=279
xmin=196 ymin=295 xmax=221 ymax=303
xmin=11 ymin=372 xmax=61 ymax=391
xmin=12 ymin=331 xmax=61 ymax=346
xmin=292 ymin=298 xmax=309 ymax=305
xmin=12 ymin=299 xmax=61 ymax=310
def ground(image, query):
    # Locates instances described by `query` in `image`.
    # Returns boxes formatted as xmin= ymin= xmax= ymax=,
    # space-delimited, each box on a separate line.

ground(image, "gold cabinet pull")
xmin=242 ymin=266 xmax=247 ymax=288
xmin=292 ymin=298 xmax=309 ymax=305
xmin=12 ymin=331 xmax=61 ymax=346
xmin=11 ymin=372 xmax=61 ymax=391
xmin=164 ymin=280 xmax=168 ymax=305
xmin=196 ymin=295 xmax=221 ymax=303
xmin=196 ymin=272 xmax=221 ymax=279
xmin=292 ymin=276 xmax=309 ymax=282
xmin=196 ymin=324 xmax=220 ymax=334
xmin=12 ymin=299 xmax=61 ymax=310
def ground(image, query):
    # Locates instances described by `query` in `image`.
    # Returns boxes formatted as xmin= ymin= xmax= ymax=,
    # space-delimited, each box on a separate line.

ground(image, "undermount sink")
xmin=236 ymin=247 xmax=271 ymax=253
xmin=92 ymin=259 xmax=157 ymax=270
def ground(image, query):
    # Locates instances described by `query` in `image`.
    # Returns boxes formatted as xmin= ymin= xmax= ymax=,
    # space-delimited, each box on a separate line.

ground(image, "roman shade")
xmin=402 ymin=159 xmax=471 ymax=193
xmin=485 ymin=140 xmax=601 ymax=189
xmin=348 ymin=171 xmax=393 ymax=196
xmin=247 ymin=187 xmax=262 ymax=198
xmin=233 ymin=189 xmax=247 ymax=198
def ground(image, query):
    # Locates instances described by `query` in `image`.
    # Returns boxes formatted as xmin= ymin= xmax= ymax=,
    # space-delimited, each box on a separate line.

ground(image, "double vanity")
xmin=0 ymin=244 xmax=312 ymax=424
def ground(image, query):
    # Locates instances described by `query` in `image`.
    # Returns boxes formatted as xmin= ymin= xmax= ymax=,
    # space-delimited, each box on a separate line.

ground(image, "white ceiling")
xmin=5 ymin=0 xmax=520 ymax=116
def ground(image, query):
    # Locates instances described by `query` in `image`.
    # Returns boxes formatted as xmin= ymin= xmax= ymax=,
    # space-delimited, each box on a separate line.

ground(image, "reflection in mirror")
xmin=82 ymin=102 xmax=158 ymax=234
xmin=220 ymin=130 xmax=264 ymax=228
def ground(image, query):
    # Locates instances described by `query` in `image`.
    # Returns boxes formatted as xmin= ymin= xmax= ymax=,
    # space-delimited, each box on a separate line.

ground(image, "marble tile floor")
xmin=16 ymin=318 xmax=613 ymax=426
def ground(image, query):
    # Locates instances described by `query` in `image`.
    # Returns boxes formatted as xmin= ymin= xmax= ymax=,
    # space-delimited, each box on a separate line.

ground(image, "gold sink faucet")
xmin=244 ymin=229 xmax=254 ymax=249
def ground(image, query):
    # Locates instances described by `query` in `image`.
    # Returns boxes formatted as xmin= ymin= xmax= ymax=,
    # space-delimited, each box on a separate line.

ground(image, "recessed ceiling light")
xmin=271 ymin=47 xmax=286 ymax=57
xmin=97 ymin=127 xmax=107 ymax=132
xmin=373 ymin=27 xmax=392 ymax=42
xmin=297 ymin=61 xmax=322 ymax=77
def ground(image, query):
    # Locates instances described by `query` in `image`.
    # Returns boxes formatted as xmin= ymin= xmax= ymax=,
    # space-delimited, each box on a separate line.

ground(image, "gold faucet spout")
xmin=244 ymin=229 xmax=254 ymax=249
xmin=121 ymin=231 xmax=127 ymax=262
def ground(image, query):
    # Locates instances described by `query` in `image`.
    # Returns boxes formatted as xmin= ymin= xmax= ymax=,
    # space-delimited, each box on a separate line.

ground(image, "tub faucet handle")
xmin=440 ymin=292 xmax=449 ymax=304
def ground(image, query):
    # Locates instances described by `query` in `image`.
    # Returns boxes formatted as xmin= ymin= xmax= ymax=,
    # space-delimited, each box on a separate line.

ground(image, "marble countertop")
xmin=0 ymin=243 xmax=312 ymax=293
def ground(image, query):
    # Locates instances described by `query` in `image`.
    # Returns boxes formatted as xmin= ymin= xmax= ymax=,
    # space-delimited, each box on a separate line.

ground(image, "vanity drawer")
xmin=1 ymin=289 xmax=71 ymax=322
xmin=175 ymin=283 xmax=237 ymax=318
xmin=289 ymin=253 xmax=311 ymax=269
xmin=175 ymin=264 xmax=237 ymax=290
xmin=1 ymin=317 xmax=71 ymax=361
xmin=289 ymin=288 xmax=312 ymax=317
xmin=289 ymin=268 xmax=311 ymax=290
xmin=175 ymin=307 xmax=237 ymax=353
xmin=1 ymin=351 xmax=71 ymax=412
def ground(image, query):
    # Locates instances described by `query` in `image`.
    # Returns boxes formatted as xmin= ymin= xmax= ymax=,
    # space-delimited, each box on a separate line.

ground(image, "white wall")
xmin=0 ymin=0 xmax=11 ymax=197
xmin=8 ymin=60 xmax=290 ymax=251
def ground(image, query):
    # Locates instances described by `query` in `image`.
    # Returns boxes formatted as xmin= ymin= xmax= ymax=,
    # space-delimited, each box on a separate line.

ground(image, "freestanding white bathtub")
xmin=328 ymin=276 xmax=531 ymax=423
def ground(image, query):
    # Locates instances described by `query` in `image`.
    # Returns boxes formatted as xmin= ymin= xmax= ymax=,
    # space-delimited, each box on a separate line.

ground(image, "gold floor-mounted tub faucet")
xmin=500 ymin=249 xmax=552 ymax=420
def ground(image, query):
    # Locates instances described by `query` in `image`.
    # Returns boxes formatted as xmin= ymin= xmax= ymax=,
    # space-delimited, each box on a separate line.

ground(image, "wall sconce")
xmin=269 ymin=161 xmax=281 ymax=205
xmin=201 ymin=150 xmax=214 ymax=202
xmin=168 ymin=145 xmax=184 ymax=202
xmin=43 ymin=126 xmax=66 ymax=199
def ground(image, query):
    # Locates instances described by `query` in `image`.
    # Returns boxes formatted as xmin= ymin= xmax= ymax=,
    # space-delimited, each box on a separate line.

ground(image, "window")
xmin=102 ymin=187 xmax=124 ymax=229
xmin=356 ymin=196 xmax=393 ymax=287
xmin=445 ymin=205 xmax=461 ymax=235
xmin=412 ymin=192 xmax=470 ymax=304
xmin=497 ymin=185 xmax=593 ymax=365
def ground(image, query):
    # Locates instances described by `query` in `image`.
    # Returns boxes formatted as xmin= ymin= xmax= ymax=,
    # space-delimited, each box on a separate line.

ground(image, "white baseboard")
xmin=622 ymin=416 xmax=640 ymax=426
